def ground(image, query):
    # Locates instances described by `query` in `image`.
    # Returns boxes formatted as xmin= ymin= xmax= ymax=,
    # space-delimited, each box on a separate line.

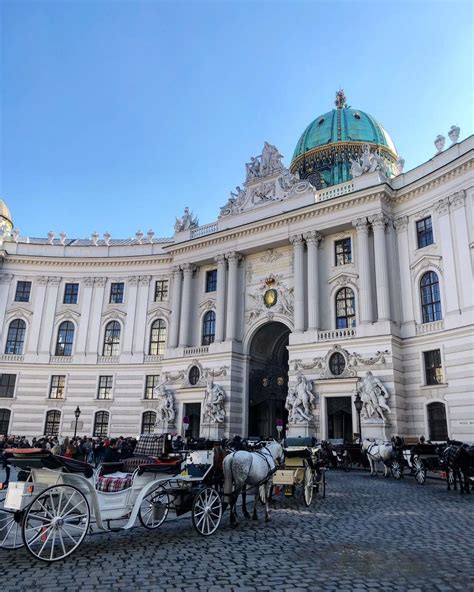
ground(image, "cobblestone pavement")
xmin=1 ymin=470 xmax=473 ymax=592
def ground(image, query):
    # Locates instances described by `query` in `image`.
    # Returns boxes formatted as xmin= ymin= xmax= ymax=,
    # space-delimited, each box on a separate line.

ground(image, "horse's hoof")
xmin=243 ymin=513 xmax=251 ymax=520
xmin=265 ymin=516 xmax=270 ymax=522
xmin=252 ymin=515 xmax=258 ymax=521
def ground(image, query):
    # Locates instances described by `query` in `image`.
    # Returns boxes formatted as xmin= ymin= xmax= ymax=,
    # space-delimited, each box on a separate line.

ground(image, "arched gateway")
xmin=247 ymin=321 xmax=290 ymax=439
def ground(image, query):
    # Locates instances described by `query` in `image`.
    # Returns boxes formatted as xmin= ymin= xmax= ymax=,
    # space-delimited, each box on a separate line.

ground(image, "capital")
xmin=304 ymin=230 xmax=322 ymax=246
xmin=182 ymin=263 xmax=196 ymax=274
xmin=37 ymin=276 xmax=50 ymax=286
xmin=128 ymin=276 xmax=140 ymax=286
xmin=449 ymin=190 xmax=466 ymax=210
xmin=94 ymin=277 xmax=107 ymax=287
xmin=171 ymin=265 xmax=181 ymax=276
xmin=48 ymin=276 xmax=62 ymax=286
xmin=290 ymin=234 xmax=305 ymax=247
xmin=226 ymin=252 xmax=242 ymax=265
xmin=215 ymin=254 xmax=227 ymax=266
xmin=368 ymin=212 xmax=389 ymax=230
xmin=435 ymin=197 xmax=450 ymax=216
xmin=83 ymin=277 xmax=96 ymax=287
xmin=139 ymin=275 xmax=152 ymax=286
xmin=393 ymin=216 xmax=408 ymax=233
xmin=0 ymin=273 xmax=14 ymax=285
xmin=352 ymin=218 xmax=369 ymax=233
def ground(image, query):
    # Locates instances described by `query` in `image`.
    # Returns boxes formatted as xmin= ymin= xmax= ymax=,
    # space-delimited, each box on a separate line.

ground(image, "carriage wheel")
xmin=414 ymin=459 xmax=426 ymax=485
xmin=448 ymin=469 xmax=455 ymax=486
xmin=342 ymin=453 xmax=352 ymax=472
xmin=192 ymin=487 xmax=222 ymax=536
xmin=0 ymin=508 xmax=24 ymax=549
xmin=139 ymin=485 xmax=169 ymax=530
xmin=314 ymin=469 xmax=326 ymax=499
xmin=22 ymin=484 xmax=90 ymax=562
xmin=391 ymin=460 xmax=403 ymax=480
xmin=303 ymin=466 xmax=314 ymax=507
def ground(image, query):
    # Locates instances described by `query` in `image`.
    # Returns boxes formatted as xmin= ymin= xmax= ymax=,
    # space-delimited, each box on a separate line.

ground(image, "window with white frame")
xmin=103 ymin=321 xmax=121 ymax=356
xmin=97 ymin=376 xmax=113 ymax=399
xmin=5 ymin=319 xmax=26 ymax=355
xmin=93 ymin=411 xmax=109 ymax=437
xmin=49 ymin=375 xmax=66 ymax=399
xmin=149 ymin=319 xmax=166 ymax=355
xmin=423 ymin=349 xmax=444 ymax=385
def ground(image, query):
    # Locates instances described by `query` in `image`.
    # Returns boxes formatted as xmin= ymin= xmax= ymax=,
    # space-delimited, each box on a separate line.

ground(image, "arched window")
xmin=335 ymin=288 xmax=356 ymax=329
xmin=427 ymin=402 xmax=448 ymax=441
xmin=141 ymin=411 xmax=156 ymax=434
xmin=5 ymin=319 xmax=26 ymax=355
xmin=103 ymin=321 xmax=121 ymax=356
xmin=44 ymin=410 xmax=61 ymax=436
xmin=202 ymin=311 xmax=216 ymax=346
xmin=0 ymin=409 xmax=11 ymax=435
xmin=149 ymin=319 xmax=166 ymax=355
xmin=420 ymin=271 xmax=442 ymax=323
xmin=55 ymin=321 xmax=75 ymax=356
xmin=93 ymin=411 xmax=109 ymax=437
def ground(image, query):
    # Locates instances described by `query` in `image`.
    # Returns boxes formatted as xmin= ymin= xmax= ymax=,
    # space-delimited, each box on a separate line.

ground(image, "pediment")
xmin=5 ymin=307 xmax=33 ymax=322
xmin=55 ymin=308 xmax=81 ymax=321
xmin=410 ymin=254 xmax=443 ymax=276
xmin=101 ymin=308 xmax=127 ymax=323
xmin=147 ymin=305 xmax=170 ymax=319
xmin=328 ymin=271 xmax=359 ymax=293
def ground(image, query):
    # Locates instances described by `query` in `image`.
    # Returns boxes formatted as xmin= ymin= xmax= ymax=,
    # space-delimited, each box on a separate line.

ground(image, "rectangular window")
xmin=0 ymin=374 xmax=17 ymax=398
xmin=335 ymin=238 xmax=352 ymax=266
xmin=206 ymin=269 xmax=217 ymax=292
xmin=416 ymin=217 xmax=434 ymax=249
xmin=110 ymin=282 xmax=124 ymax=304
xmin=49 ymin=375 xmax=66 ymax=399
xmin=15 ymin=281 xmax=32 ymax=302
xmin=97 ymin=375 xmax=114 ymax=399
xmin=63 ymin=283 xmax=79 ymax=304
xmin=423 ymin=349 xmax=444 ymax=385
xmin=154 ymin=280 xmax=169 ymax=302
xmin=144 ymin=375 xmax=160 ymax=399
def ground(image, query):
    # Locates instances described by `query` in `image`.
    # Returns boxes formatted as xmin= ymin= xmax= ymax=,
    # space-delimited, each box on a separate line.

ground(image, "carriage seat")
xmin=96 ymin=471 xmax=133 ymax=492
xmin=137 ymin=459 xmax=182 ymax=476
xmin=5 ymin=450 xmax=94 ymax=479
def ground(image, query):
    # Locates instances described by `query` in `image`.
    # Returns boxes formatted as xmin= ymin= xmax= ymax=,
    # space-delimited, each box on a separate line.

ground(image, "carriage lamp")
xmin=354 ymin=393 xmax=363 ymax=443
xmin=73 ymin=406 xmax=81 ymax=439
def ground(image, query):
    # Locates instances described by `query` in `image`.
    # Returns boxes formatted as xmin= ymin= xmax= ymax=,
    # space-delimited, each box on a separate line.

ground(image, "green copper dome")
xmin=290 ymin=90 xmax=398 ymax=189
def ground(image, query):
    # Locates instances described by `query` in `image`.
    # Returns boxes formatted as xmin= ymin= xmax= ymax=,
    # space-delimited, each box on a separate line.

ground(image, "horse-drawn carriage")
xmin=0 ymin=433 xmax=229 ymax=561
xmin=271 ymin=437 xmax=326 ymax=506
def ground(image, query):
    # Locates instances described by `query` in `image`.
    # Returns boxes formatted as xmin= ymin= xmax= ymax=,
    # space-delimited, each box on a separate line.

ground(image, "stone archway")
xmin=247 ymin=321 xmax=290 ymax=439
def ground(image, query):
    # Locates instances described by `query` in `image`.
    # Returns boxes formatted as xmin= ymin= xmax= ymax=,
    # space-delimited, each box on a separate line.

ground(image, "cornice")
xmin=2 ymin=254 xmax=173 ymax=268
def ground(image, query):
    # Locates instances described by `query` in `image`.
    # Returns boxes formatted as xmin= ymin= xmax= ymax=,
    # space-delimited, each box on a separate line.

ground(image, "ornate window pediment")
xmin=410 ymin=254 xmax=443 ymax=276
xmin=101 ymin=309 xmax=127 ymax=324
xmin=328 ymin=271 xmax=359 ymax=294
xmin=5 ymin=307 xmax=33 ymax=323
xmin=199 ymin=298 xmax=216 ymax=312
xmin=55 ymin=308 xmax=81 ymax=322
xmin=147 ymin=305 xmax=170 ymax=319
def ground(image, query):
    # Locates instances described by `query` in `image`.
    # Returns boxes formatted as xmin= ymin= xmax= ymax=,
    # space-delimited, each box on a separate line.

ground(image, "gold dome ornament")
xmin=263 ymin=288 xmax=278 ymax=308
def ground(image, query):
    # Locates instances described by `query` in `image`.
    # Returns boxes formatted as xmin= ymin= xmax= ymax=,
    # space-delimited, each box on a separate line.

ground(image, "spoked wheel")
xmin=391 ymin=460 xmax=403 ymax=480
xmin=192 ymin=487 xmax=223 ymax=536
xmin=342 ymin=453 xmax=352 ymax=472
xmin=314 ymin=468 xmax=326 ymax=499
xmin=138 ymin=485 xmax=169 ymax=530
xmin=303 ymin=466 xmax=314 ymax=507
xmin=0 ymin=509 xmax=24 ymax=549
xmin=22 ymin=484 xmax=90 ymax=562
xmin=414 ymin=459 xmax=426 ymax=485
xmin=448 ymin=469 xmax=455 ymax=487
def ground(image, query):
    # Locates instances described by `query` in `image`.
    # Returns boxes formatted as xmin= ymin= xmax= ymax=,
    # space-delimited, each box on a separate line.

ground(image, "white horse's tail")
xmin=223 ymin=452 xmax=234 ymax=504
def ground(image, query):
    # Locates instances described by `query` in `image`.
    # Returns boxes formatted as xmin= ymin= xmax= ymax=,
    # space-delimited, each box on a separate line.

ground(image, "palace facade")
xmin=0 ymin=93 xmax=473 ymax=442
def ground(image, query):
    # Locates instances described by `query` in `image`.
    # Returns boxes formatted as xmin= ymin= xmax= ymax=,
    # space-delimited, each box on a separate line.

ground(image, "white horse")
xmin=223 ymin=440 xmax=284 ymax=527
xmin=362 ymin=438 xmax=394 ymax=477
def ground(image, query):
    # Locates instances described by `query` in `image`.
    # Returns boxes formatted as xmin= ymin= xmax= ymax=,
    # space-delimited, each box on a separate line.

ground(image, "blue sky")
xmin=1 ymin=0 xmax=473 ymax=239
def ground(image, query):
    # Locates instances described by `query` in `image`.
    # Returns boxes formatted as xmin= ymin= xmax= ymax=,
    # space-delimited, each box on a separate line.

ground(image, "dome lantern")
xmin=290 ymin=91 xmax=399 ymax=189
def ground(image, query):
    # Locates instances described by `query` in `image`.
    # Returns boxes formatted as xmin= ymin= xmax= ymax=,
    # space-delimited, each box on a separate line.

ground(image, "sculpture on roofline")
xmin=285 ymin=374 xmax=316 ymax=423
xmin=448 ymin=125 xmax=460 ymax=145
xmin=204 ymin=380 xmax=226 ymax=423
xmin=154 ymin=384 xmax=176 ymax=425
xmin=349 ymin=144 xmax=389 ymax=179
xmin=434 ymin=134 xmax=445 ymax=153
xmin=174 ymin=207 xmax=198 ymax=232
xmin=356 ymin=371 xmax=391 ymax=422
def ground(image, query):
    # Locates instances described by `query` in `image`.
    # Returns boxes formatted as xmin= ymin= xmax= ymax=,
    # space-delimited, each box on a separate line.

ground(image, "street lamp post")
xmin=354 ymin=393 xmax=363 ymax=444
xmin=73 ymin=406 xmax=81 ymax=439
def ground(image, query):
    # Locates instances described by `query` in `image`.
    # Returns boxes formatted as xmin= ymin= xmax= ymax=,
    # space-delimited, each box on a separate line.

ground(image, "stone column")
xmin=291 ymin=235 xmax=305 ymax=332
xmin=123 ymin=276 xmax=140 ymax=355
xmin=39 ymin=276 xmax=61 ymax=355
xmin=22 ymin=275 xmax=46 ymax=355
xmin=133 ymin=276 xmax=151 ymax=355
xmin=168 ymin=266 xmax=182 ymax=349
xmin=305 ymin=230 xmax=321 ymax=331
xmin=352 ymin=218 xmax=372 ymax=324
xmin=225 ymin=252 xmax=241 ymax=342
xmin=87 ymin=277 xmax=106 ymax=355
xmin=215 ymin=254 xmax=227 ymax=342
xmin=179 ymin=263 xmax=195 ymax=347
xmin=369 ymin=213 xmax=391 ymax=321
xmin=0 ymin=275 xmax=13 ymax=344
xmin=449 ymin=191 xmax=472 ymax=310
xmin=75 ymin=277 xmax=95 ymax=356
xmin=394 ymin=217 xmax=415 ymax=325
xmin=435 ymin=197 xmax=459 ymax=314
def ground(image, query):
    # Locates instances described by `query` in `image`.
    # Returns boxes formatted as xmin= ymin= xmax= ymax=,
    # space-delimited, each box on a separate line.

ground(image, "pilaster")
xmin=179 ymin=263 xmax=196 ymax=347
xmin=215 ymin=254 xmax=227 ymax=342
xmin=305 ymin=230 xmax=322 ymax=331
xmin=369 ymin=212 xmax=391 ymax=322
xmin=352 ymin=218 xmax=372 ymax=324
xmin=225 ymin=252 xmax=241 ymax=342
xmin=168 ymin=266 xmax=182 ymax=349
xmin=291 ymin=235 xmax=305 ymax=332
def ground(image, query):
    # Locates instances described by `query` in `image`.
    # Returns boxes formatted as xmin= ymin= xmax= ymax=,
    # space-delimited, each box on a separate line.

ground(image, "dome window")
xmin=318 ymin=117 xmax=325 ymax=125
xmin=353 ymin=112 xmax=361 ymax=120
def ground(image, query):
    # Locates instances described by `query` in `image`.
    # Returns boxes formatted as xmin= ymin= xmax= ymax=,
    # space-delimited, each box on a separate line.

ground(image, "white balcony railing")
xmin=317 ymin=328 xmax=357 ymax=341
xmin=316 ymin=180 xmax=355 ymax=202
xmin=50 ymin=355 xmax=72 ymax=364
xmin=415 ymin=320 xmax=444 ymax=335
xmin=184 ymin=346 xmax=209 ymax=357
xmin=0 ymin=354 xmax=24 ymax=362
xmin=97 ymin=355 xmax=120 ymax=364
xmin=191 ymin=222 xmax=218 ymax=239
xmin=144 ymin=354 xmax=163 ymax=364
